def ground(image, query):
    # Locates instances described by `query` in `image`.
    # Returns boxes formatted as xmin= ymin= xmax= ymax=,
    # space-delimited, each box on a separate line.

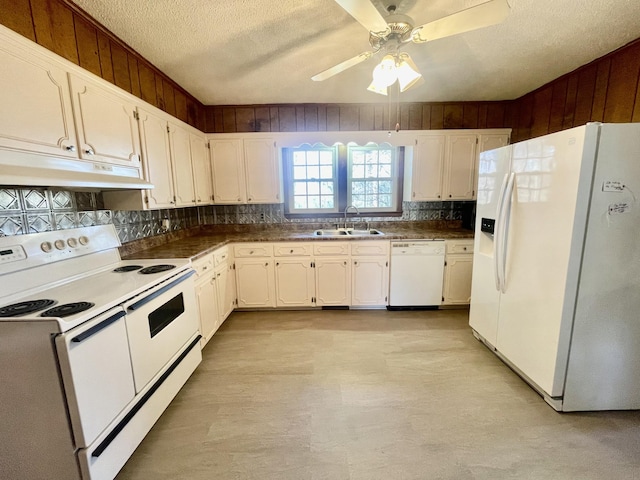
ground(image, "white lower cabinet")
xmin=351 ymin=256 xmax=389 ymax=307
xmin=274 ymin=258 xmax=315 ymax=307
xmin=235 ymin=258 xmax=276 ymax=308
xmin=315 ymin=257 xmax=351 ymax=306
xmin=442 ymin=239 xmax=474 ymax=305
xmin=195 ymin=272 xmax=219 ymax=346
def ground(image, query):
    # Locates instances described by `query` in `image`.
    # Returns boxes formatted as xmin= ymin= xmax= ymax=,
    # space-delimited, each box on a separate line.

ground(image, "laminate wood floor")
xmin=116 ymin=309 xmax=640 ymax=480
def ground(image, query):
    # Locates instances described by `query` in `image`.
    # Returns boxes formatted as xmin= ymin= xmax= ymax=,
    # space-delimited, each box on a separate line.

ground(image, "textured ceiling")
xmin=73 ymin=0 xmax=640 ymax=105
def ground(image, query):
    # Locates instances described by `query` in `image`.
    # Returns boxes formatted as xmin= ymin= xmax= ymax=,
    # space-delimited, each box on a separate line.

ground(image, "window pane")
xmin=352 ymin=195 xmax=365 ymax=208
xmin=365 ymin=181 xmax=377 ymax=194
xmin=320 ymin=181 xmax=333 ymax=194
xmin=308 ymin=181 xmax=320 ymax=195
xmin=352 ymin=151 xmax=365 ymax=164
xmin=365 ymin=151 xmax=377 ymax=164
xmin=307 ymin=150 xmax=319 ymax=165
xmin=293 ymin=152 xmax=306 ymax=165
xmin=379 ymin=181 xmax=392 ymax=193
xmin=319 ymin=165 xmax=333 ymax=178
xmin=320 ymin=196 xmax=334 ymax=208
xmin=379 ymin=150 xmax=392 ymax=163
xmin=293 ymin=166 xmax=307 ymax=180
xmin=294 ymin=196 xmax=307 ymax=209
xmin=379 ymin=195 xmax=392 ymax=207
xmin=293 ymin=182 xmax=307 ymax=195
xmin=307 ymin=166 xmax=320 ymax=179
xmin=352 ymin=181 xmax=365 ymax=194
xmin=319 ymin=151 xmax=333 ymax=164
xmin=378 ymin=164 xmax=391 ymax=177
xmin=308 ymin=196 xmax=321 ymax=209
xmin=352 ymin=165 xmax=365 ymax=178
xmin=365 ymin=196 xmax=377 ymax=208
xmin=365 ymin=164 xmax=377 ymax=178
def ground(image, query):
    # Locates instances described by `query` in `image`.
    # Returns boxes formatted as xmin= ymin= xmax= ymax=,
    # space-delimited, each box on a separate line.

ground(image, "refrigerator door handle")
xmin=494 ymin=173 xmax=510 ymax=291
xmin=498 ymin=172 xmax=516 ymax=293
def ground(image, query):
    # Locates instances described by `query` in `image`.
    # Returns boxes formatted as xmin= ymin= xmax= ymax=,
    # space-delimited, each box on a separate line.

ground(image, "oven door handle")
xmin=127 ymin=270 xmax=195 ymax=312
xmin=71 ymin=310 xmax=125 ymax=343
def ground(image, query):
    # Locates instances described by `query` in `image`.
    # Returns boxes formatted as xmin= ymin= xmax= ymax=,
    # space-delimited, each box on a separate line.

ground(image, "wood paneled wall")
xmin=509 ymin=38 xmax=640 ymax=143
xmin=1 ymin=0 xmax=639 ymax=139
xmin=0 ymin=0 xmax=206 ymax=130
xmin=204 ymin=101 xmax=514 ymax=133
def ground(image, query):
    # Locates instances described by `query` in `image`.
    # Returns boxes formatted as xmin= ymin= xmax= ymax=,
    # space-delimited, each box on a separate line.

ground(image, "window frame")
xmin=347 ymin=143 xmax=399 ymax=213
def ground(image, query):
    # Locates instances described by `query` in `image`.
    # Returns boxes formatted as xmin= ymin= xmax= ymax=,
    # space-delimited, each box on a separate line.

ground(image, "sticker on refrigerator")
xmin=603 ymin=180 xmax=625 ymax=192
xmin=608 ymin=202 xmax=631 ymax=215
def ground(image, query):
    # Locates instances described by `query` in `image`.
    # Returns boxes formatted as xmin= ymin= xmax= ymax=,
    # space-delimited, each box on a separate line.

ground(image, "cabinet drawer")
xmin=214 ymin=246 xmax=230 ymax=265
xmin=313 ymin=242 xmax=349 ymax=256
xmin=192 ymin=253 xmax=214 ymax=278
xmin=273 ymin=243 xmax=312 ymax=257
xmin=350 ymin=241 xmax=389 ymax=256
xmin=445 ymin=239 xmax=474 ymax=254
xmin=234 ymin=243 xmax=273 ymax=257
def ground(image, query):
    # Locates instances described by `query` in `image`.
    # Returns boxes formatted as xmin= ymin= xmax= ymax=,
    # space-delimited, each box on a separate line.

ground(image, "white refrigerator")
xmin=469 ymin=123 xmax=640 ymax=412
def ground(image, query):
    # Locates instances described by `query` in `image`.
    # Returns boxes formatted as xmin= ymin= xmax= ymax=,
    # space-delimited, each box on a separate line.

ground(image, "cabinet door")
xmin=0 ymin=41 xmax=77 ymax=157
xmin=443 ymin=255 xmax=474 ymax=305
xmin=210 ymin=139 xmax=246 ymax=204
xmin=196 ymin=274 xmax=220 ymax=346
xmin=476 ymin=134 xmax=510 ymax=200
xmin=443 ymin=134 xmax=478 ymax=200
xmin=137 ymin=108 xmax=175 ymax=209
xmin=223 ymin=262 xmax=237 ymax=318
xmin=214 ymin=264 xmax=228 ymax=321
xmin=68 ymin=74 xmax=141 ymax=168
xmin=168 ymin=122 xmax=196 ymax=207
xmin=235 ymin=258 xmax=275 ymax=308
xmin=244 ymin=138 xmax=280 ymax=203
xmin=315 ymin=257 xmax=350 ymax=306
xmin=351 ymin=256 xmax=389 ymax=306
xmin=411 ymin=135 xmax=446 ymax=200
xmin=191 ymin=133 xmax=213 ymax=205
xmin=275 ymin=258 xmax=315 ymax=307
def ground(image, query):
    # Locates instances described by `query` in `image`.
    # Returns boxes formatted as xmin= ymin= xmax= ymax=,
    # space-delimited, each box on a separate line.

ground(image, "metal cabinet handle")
xmin=276 ymin=262 xmax=279 ymax=266
xmin=354 ymin=261 xmax=358 ymax=265
xmin=344 ymin=261 xmax=347 ymax=265
xmin=65 ymin=145 xmax=76 ymax=152
xmin=237 ymin=198 xmax=241 ymax=201
xmin=84 ymin=147 xmax=95 ymax=155
xmin=265 ymin=262 xmax=269 ymax=266
xmin=71 ymin=311 xmax=125 ymax=343
xmin=202 ymin=265 xmax=208 ymax=270
xmin=217 ymin=273 xmax=221 ymax=278
xmin=290 ymin=249 xmax=294 ymax=253
xmin=248 ymin=197 xmax=252 ymax=201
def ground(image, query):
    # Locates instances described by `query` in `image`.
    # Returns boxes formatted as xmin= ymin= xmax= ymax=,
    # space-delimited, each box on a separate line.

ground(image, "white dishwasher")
xmin=389 ymin=241 xmax=445 ymax=307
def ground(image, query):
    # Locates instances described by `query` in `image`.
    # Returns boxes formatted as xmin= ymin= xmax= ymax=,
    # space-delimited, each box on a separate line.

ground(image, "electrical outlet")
xmin=259 ymin=213 xmax=265 ymax=221
xmin=161 ymin=218 xmax=170 ymax=231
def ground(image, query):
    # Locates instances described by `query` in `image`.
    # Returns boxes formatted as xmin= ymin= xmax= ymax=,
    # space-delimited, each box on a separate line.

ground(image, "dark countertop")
xmin=122 ymin=223 xmax=474 ymax=261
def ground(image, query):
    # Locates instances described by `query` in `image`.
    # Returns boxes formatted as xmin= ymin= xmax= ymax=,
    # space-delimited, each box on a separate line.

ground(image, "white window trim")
xmin=286 ymin=145 xmax=339 ymax=215
xmin=347 ymin=143 xmax=399 ymax=213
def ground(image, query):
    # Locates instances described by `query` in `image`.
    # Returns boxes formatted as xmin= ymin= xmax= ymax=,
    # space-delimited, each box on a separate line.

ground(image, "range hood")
xmin=0 ymin=150 xmax=153 ymax=191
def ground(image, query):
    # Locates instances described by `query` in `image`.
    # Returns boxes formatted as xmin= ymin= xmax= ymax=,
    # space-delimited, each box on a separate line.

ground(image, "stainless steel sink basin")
xmin=313 ymin=228 xmax=384 ymax=237
xmin=313 ymin=229 xmax=349 ymax=236
xmin=346 ymin=229 xmax=384 ymax=236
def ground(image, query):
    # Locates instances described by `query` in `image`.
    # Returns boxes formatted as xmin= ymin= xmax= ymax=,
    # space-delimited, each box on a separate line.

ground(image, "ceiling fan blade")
xmin=311 ymin=52 xmax=374 ymax=81
xmin=333 ymin=0 xmax=389 ymax=34
xmin=411 ymin=0 xmax=510 ymax=44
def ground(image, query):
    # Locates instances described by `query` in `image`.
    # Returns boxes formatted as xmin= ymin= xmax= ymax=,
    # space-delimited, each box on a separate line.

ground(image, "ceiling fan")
xmin=312 ymin=0 xmax=511 ymax=94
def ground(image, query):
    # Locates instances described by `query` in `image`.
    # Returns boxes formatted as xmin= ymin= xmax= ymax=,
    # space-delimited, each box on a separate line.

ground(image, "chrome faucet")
xmin=343 ymin=205 xmax=360 ymax=229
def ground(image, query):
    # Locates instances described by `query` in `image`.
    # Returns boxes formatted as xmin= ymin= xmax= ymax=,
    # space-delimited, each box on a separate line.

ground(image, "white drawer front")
xmin=214 ymin=246 xmax=229 ymax=265
xmin=350 ymin=241 xmax=389 ymax=256
xmin=273 ymin=243 xmax=312 ymax=257
xmin=192 ymin=253 xmax=214 ymax=278
xmin=313 ymin=242 xmax=349 ymax=256
xmin=234 ymin=243 xmax=273 ymax=257
xmin=446 ymin=240 xmax=474 ymax=254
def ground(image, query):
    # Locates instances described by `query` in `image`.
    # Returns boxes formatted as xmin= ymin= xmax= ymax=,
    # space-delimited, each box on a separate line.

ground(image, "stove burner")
xmin=0 ymin=299 xmax=56 ymax=317
xmin=113 ymin=265 xmax=143 ymax=272
xmin=40 ymin=302 xmax=95 ymax=318
xmin=138 ymin=264 xmax=176 ymax=275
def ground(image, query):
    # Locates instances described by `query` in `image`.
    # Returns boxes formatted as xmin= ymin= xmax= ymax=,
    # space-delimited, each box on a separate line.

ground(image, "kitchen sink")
xmin=313 ymin=228 xmax=384 ymax=237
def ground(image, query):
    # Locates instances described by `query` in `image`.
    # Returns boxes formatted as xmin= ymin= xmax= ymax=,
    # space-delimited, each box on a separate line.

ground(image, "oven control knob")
xmin=78 ymin=236 xmax=89 ymax=246
xmin=54 ymin=239 xmax=66 ymax=250
xmin=67 ymin=238 xmax=78 ymax=248
xmin=40 ymin=241 xmax=53 ymax=253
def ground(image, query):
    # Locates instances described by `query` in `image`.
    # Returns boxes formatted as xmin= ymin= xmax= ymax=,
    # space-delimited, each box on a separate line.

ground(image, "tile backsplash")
xmin=0 ymin=187 xmax=473 ymax=241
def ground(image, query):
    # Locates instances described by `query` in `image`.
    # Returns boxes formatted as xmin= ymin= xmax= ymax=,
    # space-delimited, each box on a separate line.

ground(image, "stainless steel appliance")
xmin=389 ymin=240 xmax=445 ymax=307
xmin=0 ymin=225 xmax=201 ymax=479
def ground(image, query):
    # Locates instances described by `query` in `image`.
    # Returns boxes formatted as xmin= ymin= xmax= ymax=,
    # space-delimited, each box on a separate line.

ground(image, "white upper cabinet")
xmin=190 ymin=133 xmax=213 ymax=205
xmin=0 ymin=38 xmax=77 ymax=157
xmin=68 ymin=73 xmax=141 ymax=168
xmin=210 ymin=136 xmax=281 ymax=204
xmin=168 ymin=121 xmax=196 ymax=207
xmin=244 ymin=138 xmax=280 ymax=203
xmin=210 ymin=139 xmax=246 ymax=204
xmin=136 ymin=107 xmax=175 ymax=209
xmin=443 ymin=134 xmax=478 ymax=200
xmin=405 ymin=134 xmax=446 ymax=201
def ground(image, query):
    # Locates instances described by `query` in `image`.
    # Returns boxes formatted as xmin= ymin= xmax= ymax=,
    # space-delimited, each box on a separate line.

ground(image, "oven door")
xmin=55 ymin=306 xmax=135 ymax=448
xmin=124 ymin=270 xmax=199 ymax=392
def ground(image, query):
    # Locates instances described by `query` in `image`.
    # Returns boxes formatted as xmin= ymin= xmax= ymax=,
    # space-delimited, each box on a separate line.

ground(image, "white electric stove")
xmin=0 ymin=225 xmax=202 ymax=480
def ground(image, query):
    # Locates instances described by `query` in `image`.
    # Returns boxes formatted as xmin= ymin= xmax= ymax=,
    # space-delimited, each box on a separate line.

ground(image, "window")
xmin=284 ymin=143 xmax=402 ymax=216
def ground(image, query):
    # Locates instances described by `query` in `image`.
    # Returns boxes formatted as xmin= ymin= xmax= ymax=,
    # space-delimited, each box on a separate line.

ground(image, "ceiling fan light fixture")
xmin=396 ymin=54 xmax=423 ymax=92
xmin=371 ymin=54 xmax=398 ymax=87
xmin=367 ymin=80 xmax=388 ymax=96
